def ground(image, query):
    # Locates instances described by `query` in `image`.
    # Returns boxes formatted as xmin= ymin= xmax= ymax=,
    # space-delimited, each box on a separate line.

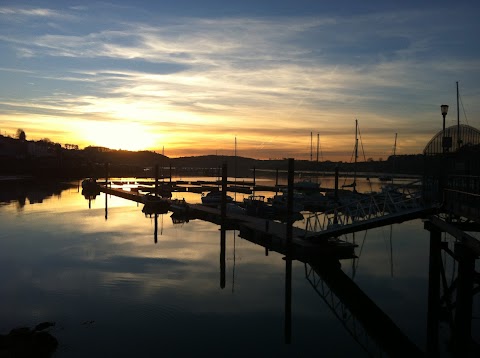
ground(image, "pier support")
xmin=105 ymin=191 xmax=108 ymax=220
xmin=220 ymin=225 xmax=226 ymax=289
xmin=453 ymin=242 xmax=475 ymax=356
xmin=425 ymin=220 xmax=441 ymax=356
xmin=104 ymin=162 xmax=109 ymax=186
xmin=424 ymin=216 xmax=479 ymax=357
xmin=218 ymin=159 xmax=228 ymax=290
xmin=284 ymin=158 xmax=294 ymax=344
xmin=334 ymin=165 xmax=339 ymax=203
xmin=155 ymin=164 xmax=159 ymax=197
xmin=221 ymin=163 xmax=227 ymax=222
xmin=154 ymin=214 xmax=158 ymax=244
xmin=275 ymin=168 xmax=279 ymax=194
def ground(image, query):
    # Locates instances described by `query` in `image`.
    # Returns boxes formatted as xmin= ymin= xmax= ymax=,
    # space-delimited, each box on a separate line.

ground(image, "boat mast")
xmin=392 ymin=133 xmax=397 ymax=183
xmin=310 ymin=131 xmax=313 ymax=161
xmin=457 ymin=81 xmax=461 ymax=148
xmin=234 ymin=136 xmax=237 ymax=201
xmin=353 ymin=119 xmax=358 ymax=192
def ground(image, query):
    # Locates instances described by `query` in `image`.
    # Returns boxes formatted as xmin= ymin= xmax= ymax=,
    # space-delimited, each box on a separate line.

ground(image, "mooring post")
xmin=275 ymin=168 xmax=279 ymax=194
xmin=220 ymin=225 xmax=226 ymax=289
xmin=334 ymin=165 xmax=339 ymax=224
xmin=285 ymin=158 xmax=294 ymax=344
xmin=105 ymin=190 xmax=108 ymax=221
xmin=155 ymin=164 xmax=159 ymax=197
xmin=221 ymin=162 xmax=227 ymax=222
xmin=105 ymin=162 xmax=109 ymax=187
xmin=334 ymin=165 xmax=339 ymax=203
xmin=154 ymin=214 xmax=158 ymax=244
xmin=287 ymin=159 xmax=294 ymax=245
xmin=169 ymin=163 xmax=172 ymax=184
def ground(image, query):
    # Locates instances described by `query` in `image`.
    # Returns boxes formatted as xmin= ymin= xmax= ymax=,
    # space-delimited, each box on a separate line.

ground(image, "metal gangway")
xmin=305 ymin=262 xmax=424 ymax=357
xmin=304 ymin=182 xmax=435 ymax=240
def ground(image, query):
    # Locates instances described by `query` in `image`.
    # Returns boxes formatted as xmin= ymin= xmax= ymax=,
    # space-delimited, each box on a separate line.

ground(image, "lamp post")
xmin=441 ymin=104 xmax=449 ymax=153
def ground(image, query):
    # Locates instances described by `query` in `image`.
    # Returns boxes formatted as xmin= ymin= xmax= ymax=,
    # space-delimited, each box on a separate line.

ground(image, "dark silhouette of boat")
xmin=81 ymin=178 xmax=99 ymax=191
xmin=201 ymin=190 xmax=233 ymax=205
xmin=242 ymin=195 xmax=275 ymax=218
xmin=142 ymin=194 xmax=170 ymax=215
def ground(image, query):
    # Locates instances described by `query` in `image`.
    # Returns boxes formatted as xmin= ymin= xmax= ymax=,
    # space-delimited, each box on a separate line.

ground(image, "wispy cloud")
xmin=0 ymin=3 xmax=479 ymax=159
xmin=0 ymin=7 xmax=62 ymax=17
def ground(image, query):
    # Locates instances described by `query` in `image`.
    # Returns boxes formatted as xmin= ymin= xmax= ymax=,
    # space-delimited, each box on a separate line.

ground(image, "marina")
xmin=72 ymin=149 xmax=480 ymax=357
xmin=1 ymin=157 xmax=479 ymax=356
xmin=2 ymin=3 xmax=480 ymax=356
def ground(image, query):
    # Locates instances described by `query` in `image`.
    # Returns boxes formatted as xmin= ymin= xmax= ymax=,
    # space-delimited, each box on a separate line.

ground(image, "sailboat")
xmin=379 ymin=133 xmax=397 ymax=182
xmin=342 ymin=119 xmax=359 ymax=192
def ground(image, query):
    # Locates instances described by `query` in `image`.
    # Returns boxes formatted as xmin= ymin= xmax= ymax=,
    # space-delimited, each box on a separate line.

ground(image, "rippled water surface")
xmin=0 ymin=178 xmax=478 ymax=357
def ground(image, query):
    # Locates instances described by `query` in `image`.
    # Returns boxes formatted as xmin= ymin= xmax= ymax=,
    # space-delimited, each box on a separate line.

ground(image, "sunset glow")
xmin=1 ymin=1 xmax=479 ymax=161
xmin=79 ymin=121 xmax=158 ymax=151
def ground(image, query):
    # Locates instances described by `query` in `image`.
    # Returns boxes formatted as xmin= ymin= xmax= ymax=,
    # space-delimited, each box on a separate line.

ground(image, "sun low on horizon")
xmin=0 ymin=2 xmax=479 ymax=161
xmin=79 ymin=121 xmax=158 ymax=152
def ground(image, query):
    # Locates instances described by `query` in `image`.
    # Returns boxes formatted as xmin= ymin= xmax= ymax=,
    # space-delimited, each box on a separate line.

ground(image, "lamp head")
xmin=441 ymin=104 xmax=449 ymax=116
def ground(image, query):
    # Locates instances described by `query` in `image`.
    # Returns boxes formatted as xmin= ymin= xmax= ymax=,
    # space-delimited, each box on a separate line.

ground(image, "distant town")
xmin=0 ymin=129 xmax=425 ymax=179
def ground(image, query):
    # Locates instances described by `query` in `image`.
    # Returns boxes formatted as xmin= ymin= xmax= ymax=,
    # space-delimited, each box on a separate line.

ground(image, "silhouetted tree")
xmin=16 ymin=128 xmax=26 ymax=141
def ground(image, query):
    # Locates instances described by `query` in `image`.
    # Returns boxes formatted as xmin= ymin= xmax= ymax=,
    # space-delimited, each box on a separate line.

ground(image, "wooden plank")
xmin=427 ymin=215 xmax=480 ymax=256
xmin=100 ymin=186 xmax=144 ymax=204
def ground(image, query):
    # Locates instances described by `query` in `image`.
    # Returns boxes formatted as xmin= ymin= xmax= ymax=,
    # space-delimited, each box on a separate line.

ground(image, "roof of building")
xmin=423 ymin=124 xmax=480 ymax=155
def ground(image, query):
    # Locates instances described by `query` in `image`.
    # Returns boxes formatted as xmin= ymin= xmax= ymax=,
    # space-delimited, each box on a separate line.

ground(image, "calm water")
xmin=0 ymin=177 xmax=478 ymax=357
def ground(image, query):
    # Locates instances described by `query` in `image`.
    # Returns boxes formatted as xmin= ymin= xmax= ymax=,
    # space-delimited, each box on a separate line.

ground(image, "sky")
xmin=1 ymin=1 xmax=479 ymax=161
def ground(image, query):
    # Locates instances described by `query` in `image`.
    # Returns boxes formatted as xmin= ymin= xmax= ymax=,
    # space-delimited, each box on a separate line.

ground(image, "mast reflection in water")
xmin=0 ymin=179 xmax=478 ymax=357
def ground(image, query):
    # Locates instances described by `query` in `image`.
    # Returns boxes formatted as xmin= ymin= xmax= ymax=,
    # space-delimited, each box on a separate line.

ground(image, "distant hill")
xmin=0 ymin=135 xmax=425 ymax=178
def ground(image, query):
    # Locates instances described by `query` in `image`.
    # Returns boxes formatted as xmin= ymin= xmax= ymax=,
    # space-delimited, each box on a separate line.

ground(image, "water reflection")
xmin=82 ymin=188 xmax=100 ymax=209
xmin=0 ymin=180 xmax=478 ymax=357
xmin=0 ymin=180 xmax=76 ymax=209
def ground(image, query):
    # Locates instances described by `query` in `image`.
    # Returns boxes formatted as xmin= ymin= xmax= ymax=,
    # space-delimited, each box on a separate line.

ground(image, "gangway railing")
xmin=304 ymin=184 xmax=424 ymax=239
xmin=305 ymin=263 xmax=385 ymax=357
xmin=305 ymin=261 xmax=424 ymax=357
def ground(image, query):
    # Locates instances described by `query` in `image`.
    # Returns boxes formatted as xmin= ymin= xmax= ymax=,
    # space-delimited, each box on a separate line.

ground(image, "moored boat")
xmin=81 ymin=178 xmax=98 ymax=191
xmin=243 ymin=195 xmax=274 ymax=218
xmin=142 ymin=194 xmax=170 ymax=215
xmin=201 ymin=190 xmax=233 ymax=205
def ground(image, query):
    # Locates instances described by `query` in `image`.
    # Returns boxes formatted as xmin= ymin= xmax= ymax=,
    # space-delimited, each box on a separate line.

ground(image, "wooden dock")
xmin=187 ymin=203 xmax=357 ymax=260
xmin=99 ymin=185 xmax=357 ymax=259
xmin=101 ymin=186 xmax=144 ymax=203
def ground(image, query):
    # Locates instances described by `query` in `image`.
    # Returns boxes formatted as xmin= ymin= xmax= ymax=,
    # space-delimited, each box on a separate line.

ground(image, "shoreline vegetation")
xmin=0 ymin=133 xmax=424 ymax=180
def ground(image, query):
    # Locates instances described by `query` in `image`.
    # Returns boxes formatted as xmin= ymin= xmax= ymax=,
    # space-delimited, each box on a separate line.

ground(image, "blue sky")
xmin=1 ymin=1 xmax=479 ymax=160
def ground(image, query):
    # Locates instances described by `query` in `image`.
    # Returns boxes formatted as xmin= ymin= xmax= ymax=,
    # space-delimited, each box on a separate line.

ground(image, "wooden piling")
xmin=105 ymin=162 xmax=109 ymax=186
xmin=221 ymin=163 xmax=227 ymax=222
xmin=155 ymin=164 xmax=159 ymax=197
xmin=334 ymin=165 xmax=339 ymax=202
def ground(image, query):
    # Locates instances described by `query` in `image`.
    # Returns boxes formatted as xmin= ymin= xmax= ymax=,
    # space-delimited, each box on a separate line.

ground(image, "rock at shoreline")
xmin=0 ymin=322 xmax=58 ymax=358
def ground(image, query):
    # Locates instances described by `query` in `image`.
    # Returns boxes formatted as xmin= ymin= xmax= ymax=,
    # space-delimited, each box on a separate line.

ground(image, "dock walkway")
xmin=99 ymin=186 xmax=356 ymax=257
xmin=101 ymin=186 xmax=144 ymax=203
xmin=185 ymin=203 xmax=357 ymax=259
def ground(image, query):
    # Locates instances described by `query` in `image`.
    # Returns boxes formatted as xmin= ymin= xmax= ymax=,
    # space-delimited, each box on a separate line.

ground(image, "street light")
xmin=441 ymin=104 xmax=449 ymax=153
